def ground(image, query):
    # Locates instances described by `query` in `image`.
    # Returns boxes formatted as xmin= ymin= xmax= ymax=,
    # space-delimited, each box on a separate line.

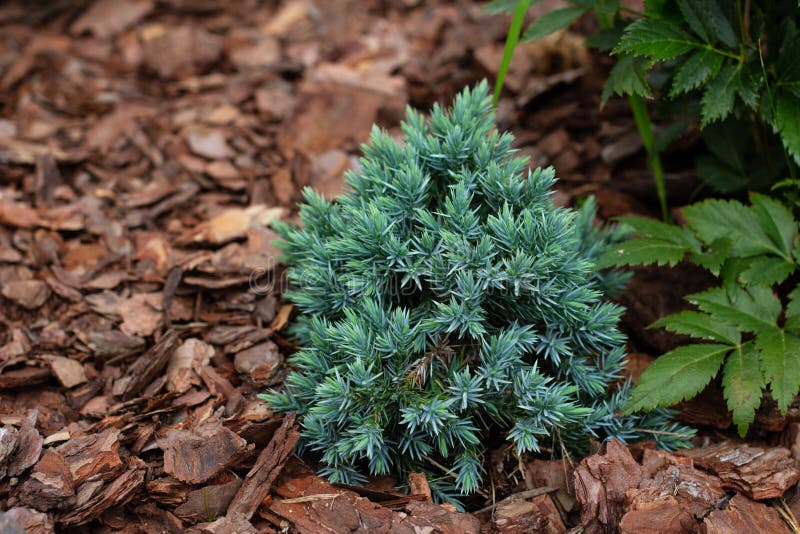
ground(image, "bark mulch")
xmin=1 ymin=0 xmax=800 ymax=532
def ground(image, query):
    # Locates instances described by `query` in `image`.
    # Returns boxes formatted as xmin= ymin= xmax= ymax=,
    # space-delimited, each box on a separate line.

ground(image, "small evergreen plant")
xmin=264 ymin=82 xmax=691 ymax=502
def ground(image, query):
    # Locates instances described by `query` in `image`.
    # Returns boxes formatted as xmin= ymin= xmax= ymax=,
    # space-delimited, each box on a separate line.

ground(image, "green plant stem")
xmin=629 ymin=94 xmax=669 ymax=221
xmin=494 ymin=0 xmax=531 ymax=104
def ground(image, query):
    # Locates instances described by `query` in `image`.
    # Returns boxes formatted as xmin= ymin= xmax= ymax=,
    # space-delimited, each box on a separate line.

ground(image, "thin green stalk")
xmin=494 ymin=0 xmax=531 ymax=104
xmin=629 ymin=94 xmax=669 ymax=221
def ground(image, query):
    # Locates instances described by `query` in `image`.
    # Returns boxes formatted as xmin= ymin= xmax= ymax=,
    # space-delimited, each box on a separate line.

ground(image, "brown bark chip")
xmin=703 ymin=494 xmax=792 ymax=534
xmin=679 ymin=441 xmax=800 ymax=499
xmin=59 ymin=457 xmax=147 ymax=525
xmin=159 ymin=417 xmax=248 ymax=484
xmin=228 ymin=412 xmax=299 ymax=519
xmin=18 ymin=449 xmax=76 ymax=511
xmin=5 ymin=507 xmax=54 ymax=534
xmin=574 ymin=439 xmax=644 ymax=532
xmin=118 ymin=329 xmax=179 ymax=399
xmin=492 ymin=493 xmax=566 ymax=534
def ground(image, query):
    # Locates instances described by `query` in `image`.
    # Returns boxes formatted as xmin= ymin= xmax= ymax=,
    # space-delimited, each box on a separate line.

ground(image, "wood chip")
xmin=118 ymin=329 xmax=179 ymax=399
xmin=42 ymin=355 xmax=87 ymax=389
xmin=234 ymin=341 xmax=281 ymax=385
xmin=2 ymin=280 xmax=51 ymax=309
xmin=5 ymin=507 xmax=54 ymax=534
xmin=228 ymin=412 xmax=299 ymax=519
xmin=574 ymin=439 xmax=644 ymax=532
xmin=159 ymin=417 xmax=248 ymax=484
xmin=703 ymin=494 xmax=792 ymax=534
xmin=679 ymin=441 xmax=800 ymax=499
xmin=493 ymin=492 xmax=566 ymax=534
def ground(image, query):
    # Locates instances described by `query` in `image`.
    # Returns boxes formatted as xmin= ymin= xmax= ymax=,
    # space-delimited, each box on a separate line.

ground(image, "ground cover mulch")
xmin=1 ymin=0 xmax=800 ymax=532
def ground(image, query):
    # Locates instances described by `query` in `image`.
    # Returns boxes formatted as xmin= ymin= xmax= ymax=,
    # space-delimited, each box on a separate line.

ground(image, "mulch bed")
xmin=1 ymin=0 xmax=800 ymax=532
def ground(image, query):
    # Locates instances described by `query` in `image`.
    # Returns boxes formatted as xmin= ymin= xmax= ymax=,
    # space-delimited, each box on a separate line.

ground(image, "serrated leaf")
xmin=722 ymin=342 xmax=763 ymax=436
xmin=597 ymin=216 xmax=698 ymax=267
xmin=521 ymin=8 xmax=586 ymax=42
xmin=719 ymin=258 xmax=753 ymax=297
xmin=601 ymin=56 xmax=650 ymax=106
xmin=701 ymin=65 xmax=738 ymax=126
xmin=586 ymin=28 xmax=623 ymax=51
xmin=670 ymin=49 xmax=724 ymax=97
xmin=756 ymin=327 xmax=800 ymax=414
xmin=696 ymin=155 xmax=748 ymax=193
xmin=616 ymin=216 xmax=696 ymax=243
xmin=734 ymin=64 xmax=761 ymax=110
xmin=614 ymin=19 xmax=700 ymax=60
xmin=683 ymin=199 xmax=786 ymax=257
xmin=688 ymin=285 xmax=780 ymax=332
xmin=690 ymin=237 xmax=731 ymax=274
xmin=775 ymin=92 xmax=800 ymax=167
xmin=676 ymin=0 xmax=711 ymax=42
xmin=739 ymin=256 xmax=795 ymax=285
xmin=676 ymin=0 xmax=737 ymax=47
xmin=653 ymin=121 xmax=687 ymax=153
xmin=651 ymin=310 xmax=740 ymax=344
xmin=597 ymin=239 xmax=690 ymax=268
xmin=623 ymin=344 xmax=730 ymax=413
xmin=786 ymin=287 xmax=800 ymax=334
xmin=749 ymin=193 xmax=796 ymax=257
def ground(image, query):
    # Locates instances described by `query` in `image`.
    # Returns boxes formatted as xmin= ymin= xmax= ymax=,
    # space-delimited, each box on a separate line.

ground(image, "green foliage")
xmin=488 ymin=0 xmax=800 ymax=204
xmin=264 ymin=83 xmax=692 ymax=502
xmin=602 ymin=194 xmax=800 ymax=436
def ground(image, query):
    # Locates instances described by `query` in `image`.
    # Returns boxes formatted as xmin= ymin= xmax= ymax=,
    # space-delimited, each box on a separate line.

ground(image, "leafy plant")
xmin=599 ymin=194 xmax=800 ymax=435
xmin=487 ymin=0 xmax=672 ymax=220
xmin=488 ymin=0 xmax=800 ymax=213
xmin=263 ymin=82 xmax=692 ymax=504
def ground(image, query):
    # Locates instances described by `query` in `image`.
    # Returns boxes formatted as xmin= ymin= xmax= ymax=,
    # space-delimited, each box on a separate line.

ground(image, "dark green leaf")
xmin=623 ymin=344 xmax=730 ymax=413
xmin=757 ymin=327 xmax=800 ymax=413
xmin=651 ymin=310 xmax=740 ymax=344
xmin=614 ymin=19 xmax=701 ymax=60
xmin=722 ymin=342 xmax=763 ymax=436
xmin=670 ymin=49 xmax=724 ymax=97
xmin=749 ymin=193 xmax=797 ymax=257
xmin=687 ymin=285 xmax=781 ymax=332
xmin=601 ymin=56 xmax=650 ymax=106
xmin=586 ymin=28 xmax=623 ymax=51
xmin=786 ymin=287 xmax=800 ymax=334
xmin=696 ymin=155 xmax=748 ymax=193
xmin=701 ymin=65 xmax=738 ymax=126
xmin=597 ymin=239 xmax=690 ymax=267
xmin=677 ymin=0 xmax=738 ymax=47
xmin=522 ymin=8 xmax=586 ymax=42
xmin=653 ymin=121 xmax=687 ymax=153
xmin=776 ymin=92 xmax=800 ymax=166
xmin=683 ymin=198 xmax=786 ymax=257
xmin=739 ymin=256 xmax=795 ymax=285
xmin=690 ymin=237 xmax=731 ymax=274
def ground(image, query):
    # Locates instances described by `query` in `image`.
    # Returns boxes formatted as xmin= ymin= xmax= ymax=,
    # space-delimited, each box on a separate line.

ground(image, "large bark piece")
xmin=117 ymin=329 xmax=179 ymax=399
xmin=679 ymin=441 xmax=800 ymax=499
xmin=574 ymin=439 xmax=643 ymax=533
xmin=227 ymin=412 xmax=299 ymax=519
xmin=159 ymin=417 xmax=248 ymax=484
xmin=703 ymin=494 xmax=792 ymax=534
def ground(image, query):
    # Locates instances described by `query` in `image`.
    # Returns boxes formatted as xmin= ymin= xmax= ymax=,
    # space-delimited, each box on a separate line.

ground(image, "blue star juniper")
xmin=262 ymin=82 xmax=692 ymax=503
